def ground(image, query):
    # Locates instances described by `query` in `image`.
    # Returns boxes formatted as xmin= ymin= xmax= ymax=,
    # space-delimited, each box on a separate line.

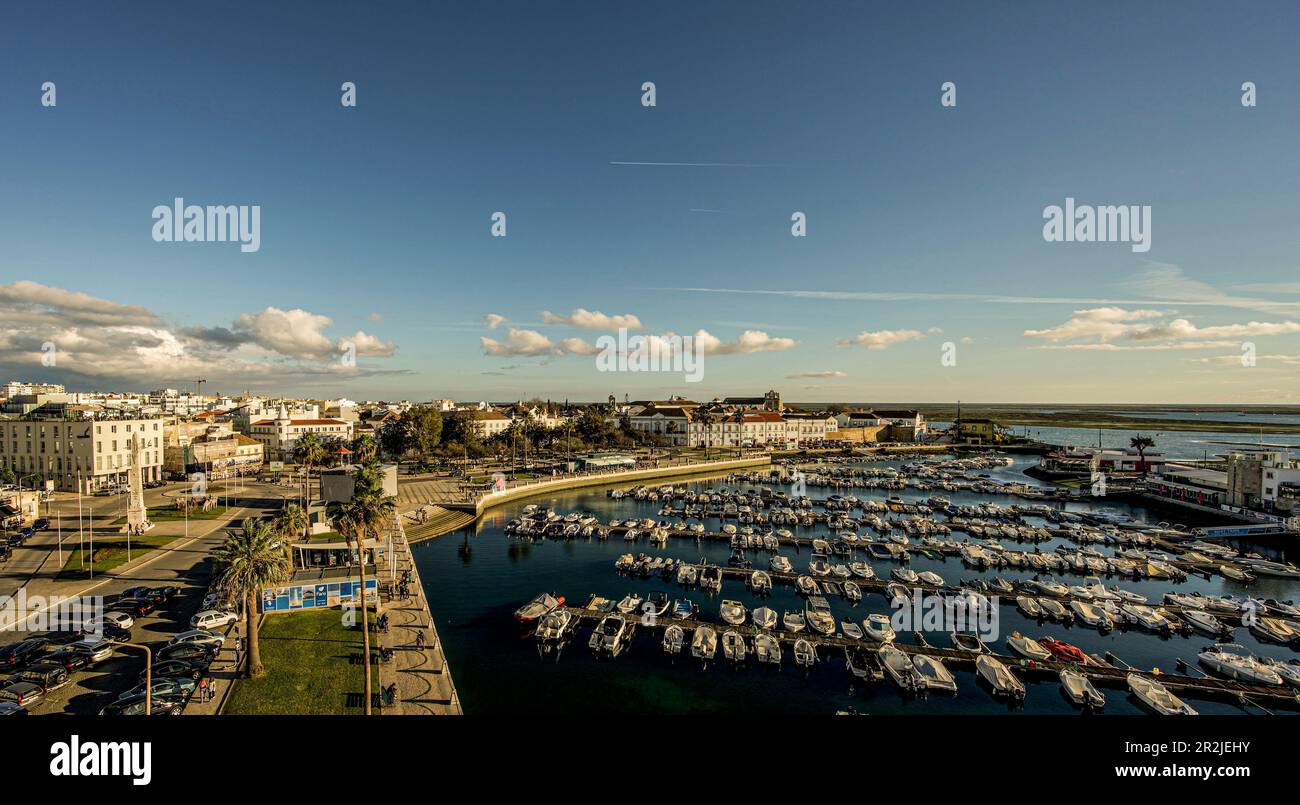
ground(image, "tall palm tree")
xmin=271 ymin=503 xmax=308 ymax=571
xmin=293 ymin=432 xmax=328 ymax=535
xmin=694 ymin=411 xmax=717 ymax=458
xmin=213 ymin=518 xmax=290 ymax=678
xmin=326 ymin=464 xmax=396 ymax=715
xmin=1129 ymin=435 xmax=1156 ymax=472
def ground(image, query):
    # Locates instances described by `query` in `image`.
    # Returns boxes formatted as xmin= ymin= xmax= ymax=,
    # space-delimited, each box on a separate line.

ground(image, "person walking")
xmin=415 ymin=630 xmax=425 ymax=650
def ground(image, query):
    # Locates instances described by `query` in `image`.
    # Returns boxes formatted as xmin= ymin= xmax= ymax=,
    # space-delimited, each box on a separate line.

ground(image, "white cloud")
xmin=338 ymin=330 xmax=397 ymax=357
xmin=835 ymin=329 xmax=928 ymax=350
xmin=542 ymin=308 xmax=642 ymax=330
xmin=1025 ymin=306 xmax=1300 ymax=350
xmin=0 ymin=282 xmax=400 ymax=387
xmin=483 ymin=313 xmax=507 ymax=329
xmin=787 ymin=370 xmax=847 ymax=379
xmin=480 ymin=328 xmax=559 ymax=357
xmin=695 ymin=329 xmax=796 ymax=355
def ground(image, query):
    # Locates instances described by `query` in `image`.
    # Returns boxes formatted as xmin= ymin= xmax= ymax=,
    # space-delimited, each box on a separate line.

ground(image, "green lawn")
xmin=111 ymin=505 xmax=229 ymax=525
xmin=224 ymin=609 xmax=381 ymax=715
xmin=55 ymin=531 xmax=183 ymax=580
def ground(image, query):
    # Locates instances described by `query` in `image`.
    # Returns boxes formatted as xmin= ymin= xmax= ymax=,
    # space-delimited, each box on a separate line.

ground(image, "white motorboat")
xmin=782 ymin=610 xmax=806 ymax=633
xmin=588 ymin=614 xmax=631 ymax=656
xmin=770 ymin=555 xmax=793 ymax=574
xmin=849 ymin=561 xmax=875 ymax=579
xmin=1070 ymin=600 xmax=1113 ymax=629
xmin=804 ymin=596 xmax=836 ymax=636
xmin=676 ymin=564 xmax=698 ymax=585
xmin=1128 ymin=674 xmax=1197 ymax=715
xmin=950 ymin=631 xmax=988 ymax=654
xmin=752 ymin=606 xmax=778 ymax=630
xmin=841 ymin=620 xmax=864 ymax=640
xmin=749 ymin=570 xmax=772 ymax=595
xmin=1059 ymin=669 xmax=1105 ymax=708
xmin=1262 ymin=657 xmax=1300 ymax=686
xmin=1121 ymin=604 xmax=1172 ymax=631
xmin=879 ymin=644 xmax=926 ymax=692
xmin=844 ymin=581 xmax=862 ymax=602
xmin=863 ymin=613 xmax=896 ymax=644
xmin=917 ymin=571 xmax=945 ymax=587
xmin=976 ymin=655 xmax=1026 ymax=699
xmin=1180 ymin=608 xmax=1228 ymax=635
xmin=663 ymin=623 xmax=685 ymax=654
xmin=1006 ymin=632 xmax=1052 ymax=661
xmin=793 ymin=638 xmax=818 ymax=668
xmin=1250 ymin=616 xmax=1300 ymax=644
xmin=722 ymin=630 xmax=748 ymax=662
xmin=719 ymin=599 xmax=747 ymax=626
xmin=912 ymin=654 xmax=957 ymax=692
xmin=515 ymin=592 xmax=563 ymax=623
xmin=1110 ymin=586 xmax=1147 ymax=604
xmin=535 ymin=607 xmax=575 ymax=642
xmin=1016 ymin=596 xmax=1044 ymax=618
xmin=616 ymin=593 xmax=643 ymax=615
xmin=795 ymin=575 xmax=820 ymax=596
xmin=754 ymin=633 xmax=782 ymax=665
xmin=1219 ymin=564 xmax=1254 ymax=582
xmin=1037 ymin=598 xmax=1070 ymax=621
xmin=691 ymin=625 xmax=718 ymax=661
xmin=1198 ymin=644 xmax=1284 ymax=685
xmin=891 ymin=568 xmax=919 ymax=584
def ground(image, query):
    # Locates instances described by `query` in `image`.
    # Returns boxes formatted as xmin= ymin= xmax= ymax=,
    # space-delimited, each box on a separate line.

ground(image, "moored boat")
xmin=1128 ymin=674 xmax=1196 ymax=715
xmin=976 ymin=655 xmax=1026 ymax=699
xmin=515 ymin=592 xmax=564 ymax=623
xmin=1059 ymin=669 xmax=1105 ymax=708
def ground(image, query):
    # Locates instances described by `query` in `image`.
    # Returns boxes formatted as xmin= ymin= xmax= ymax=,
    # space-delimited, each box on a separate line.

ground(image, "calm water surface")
xmin=413 ymin=457 xmax=1299 ymax=715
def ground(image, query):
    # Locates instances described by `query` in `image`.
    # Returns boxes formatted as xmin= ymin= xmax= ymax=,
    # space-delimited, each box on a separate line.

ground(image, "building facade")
xmin=0 ymin=417 xmax=165 ymax=492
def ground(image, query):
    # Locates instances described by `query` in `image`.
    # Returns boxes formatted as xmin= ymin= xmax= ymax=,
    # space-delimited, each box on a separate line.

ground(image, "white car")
xmin=190 ymin=609 xmax=238 ymax=630
xmin=86 ymin=611 xmax=134 ymax=630
xmin=167 ymin=629 xmax=225 ymax=648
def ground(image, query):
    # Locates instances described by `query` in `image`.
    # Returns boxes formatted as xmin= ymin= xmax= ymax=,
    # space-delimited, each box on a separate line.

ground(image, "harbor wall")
xmin=444 ymin=455 xmax=773 ymax=516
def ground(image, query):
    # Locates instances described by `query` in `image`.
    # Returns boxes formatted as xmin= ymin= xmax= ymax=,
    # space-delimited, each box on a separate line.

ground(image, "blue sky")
xmin=3 ymin=1 xmax=1300 ymax=403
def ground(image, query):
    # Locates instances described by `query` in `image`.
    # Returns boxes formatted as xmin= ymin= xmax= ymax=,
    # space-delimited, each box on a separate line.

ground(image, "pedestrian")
xmin=198 ymin=677 xmax=208 ymax=702
xmin=415 ymin=631 xmax=425 ymax=650
xmin=235 ymin=635 xmax=243 ymax=654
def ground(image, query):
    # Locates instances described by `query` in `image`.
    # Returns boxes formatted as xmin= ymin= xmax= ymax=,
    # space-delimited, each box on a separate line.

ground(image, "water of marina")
xmin=412 ymin=456 xmax=1299 ymax=715
xmin=936 ymin=421 xmax=1300 ymax=460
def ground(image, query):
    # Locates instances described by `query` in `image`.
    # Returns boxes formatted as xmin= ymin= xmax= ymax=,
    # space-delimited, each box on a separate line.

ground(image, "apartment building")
xmin=0 ymin=416 xmax=165 ymax=492
xmin=248 ymin=404 xmax=353 ymax=461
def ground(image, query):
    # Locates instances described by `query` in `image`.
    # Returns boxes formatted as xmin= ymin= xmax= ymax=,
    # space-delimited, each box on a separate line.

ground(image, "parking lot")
xmin=1 ymin=478 xmax=282 ymax=715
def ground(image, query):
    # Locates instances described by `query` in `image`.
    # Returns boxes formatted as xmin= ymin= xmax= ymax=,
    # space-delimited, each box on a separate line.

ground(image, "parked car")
xmin=108 ymin=597 xmax=155 ymax=617
xmin=33 ymin=519 xmax=50 ymax=531
xmin=8 ymin=663 xmax=71 ymax=693
xmin=190 ymin=609 xmax=238 ymax=630
xmin=0 ymin=701 xmax=27 ymax=715
xmin=88 ymin=623 xmax=132 ymax=643
xmin=89 ymin=611 xmax=134 ymax=630
xmin=200 ymin=591 xmax=226 ymax=611
xmin=45 ymin=639 xmax=115 ymax=671
xmin=99 ymin=693 xmax=183 ymax=716
xmin=156 ymin=643 xmax=216 ymax=664
xmin=118 ymin=676 xmax=195 ymax=702
xmin=138 ymin=659 xmax=206 ymax=683
xmin=6 ymin=532 xmax=26 ymax=547
xmin=147 ymin=586 xmax=180 ymax=603
xmin=0 ymin=638 xmax=49 ymax=671
xmin=34 ymin=630 xmax=89 ymax=647
xmin=167 ymin=629 xmax=224 ymax=649
xmin=120 ymin=586 xmax=156 ymax=602
xmin=0 ymin=681 xmax=45 ymax=708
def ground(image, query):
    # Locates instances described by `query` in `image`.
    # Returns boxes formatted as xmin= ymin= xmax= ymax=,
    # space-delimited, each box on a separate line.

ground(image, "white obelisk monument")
xmin=124 ymin=432 xmax=149 ymax=533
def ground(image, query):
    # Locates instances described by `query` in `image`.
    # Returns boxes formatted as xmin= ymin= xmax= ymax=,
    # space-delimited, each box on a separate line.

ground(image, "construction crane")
xmin=194 ymin=378 xmax=206 ymax=397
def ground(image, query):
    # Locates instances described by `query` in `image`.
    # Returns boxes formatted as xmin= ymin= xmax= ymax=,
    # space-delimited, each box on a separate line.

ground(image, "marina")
xmin=412 ymin=452 xmax=1300 ymax=715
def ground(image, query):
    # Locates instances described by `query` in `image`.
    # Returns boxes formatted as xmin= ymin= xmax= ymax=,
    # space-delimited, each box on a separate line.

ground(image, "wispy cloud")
xmin=836 ymin=329 xmax=930 ymax=350
xmin=787 ymin=370 xmax=847 ymax=379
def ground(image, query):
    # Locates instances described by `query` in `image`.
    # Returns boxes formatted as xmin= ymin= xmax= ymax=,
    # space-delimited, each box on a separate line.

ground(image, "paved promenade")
xmin=378 ymin=515 xmax=461 ymax=714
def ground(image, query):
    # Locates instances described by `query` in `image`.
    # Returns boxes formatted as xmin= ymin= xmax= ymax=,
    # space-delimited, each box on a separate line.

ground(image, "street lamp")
xmin=115 ymin=642 xmax=152 ymax=714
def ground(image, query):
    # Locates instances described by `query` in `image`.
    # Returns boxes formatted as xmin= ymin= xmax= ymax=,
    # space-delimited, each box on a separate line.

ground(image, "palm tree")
xmin=352 ymin=434 xmax=378 ymax=465
xmin=326 ymin=464 xmax=396 ymax=715
xmin=213 ymin=518 xmax=290 ymax=678
xmin=1129 ymin=435 xmax=1156 ymax=472
xmin=271 ymin=503 xmax=307 ymax=571
xmin=293 ymin=431 xmax=328 ymax=532
xmin=694 ymin=411 xmax=717 ymax=458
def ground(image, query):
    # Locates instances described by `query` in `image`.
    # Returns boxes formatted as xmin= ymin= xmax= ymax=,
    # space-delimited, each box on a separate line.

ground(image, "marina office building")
xmin=0 ymin=416 xmax=165 ymax=492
